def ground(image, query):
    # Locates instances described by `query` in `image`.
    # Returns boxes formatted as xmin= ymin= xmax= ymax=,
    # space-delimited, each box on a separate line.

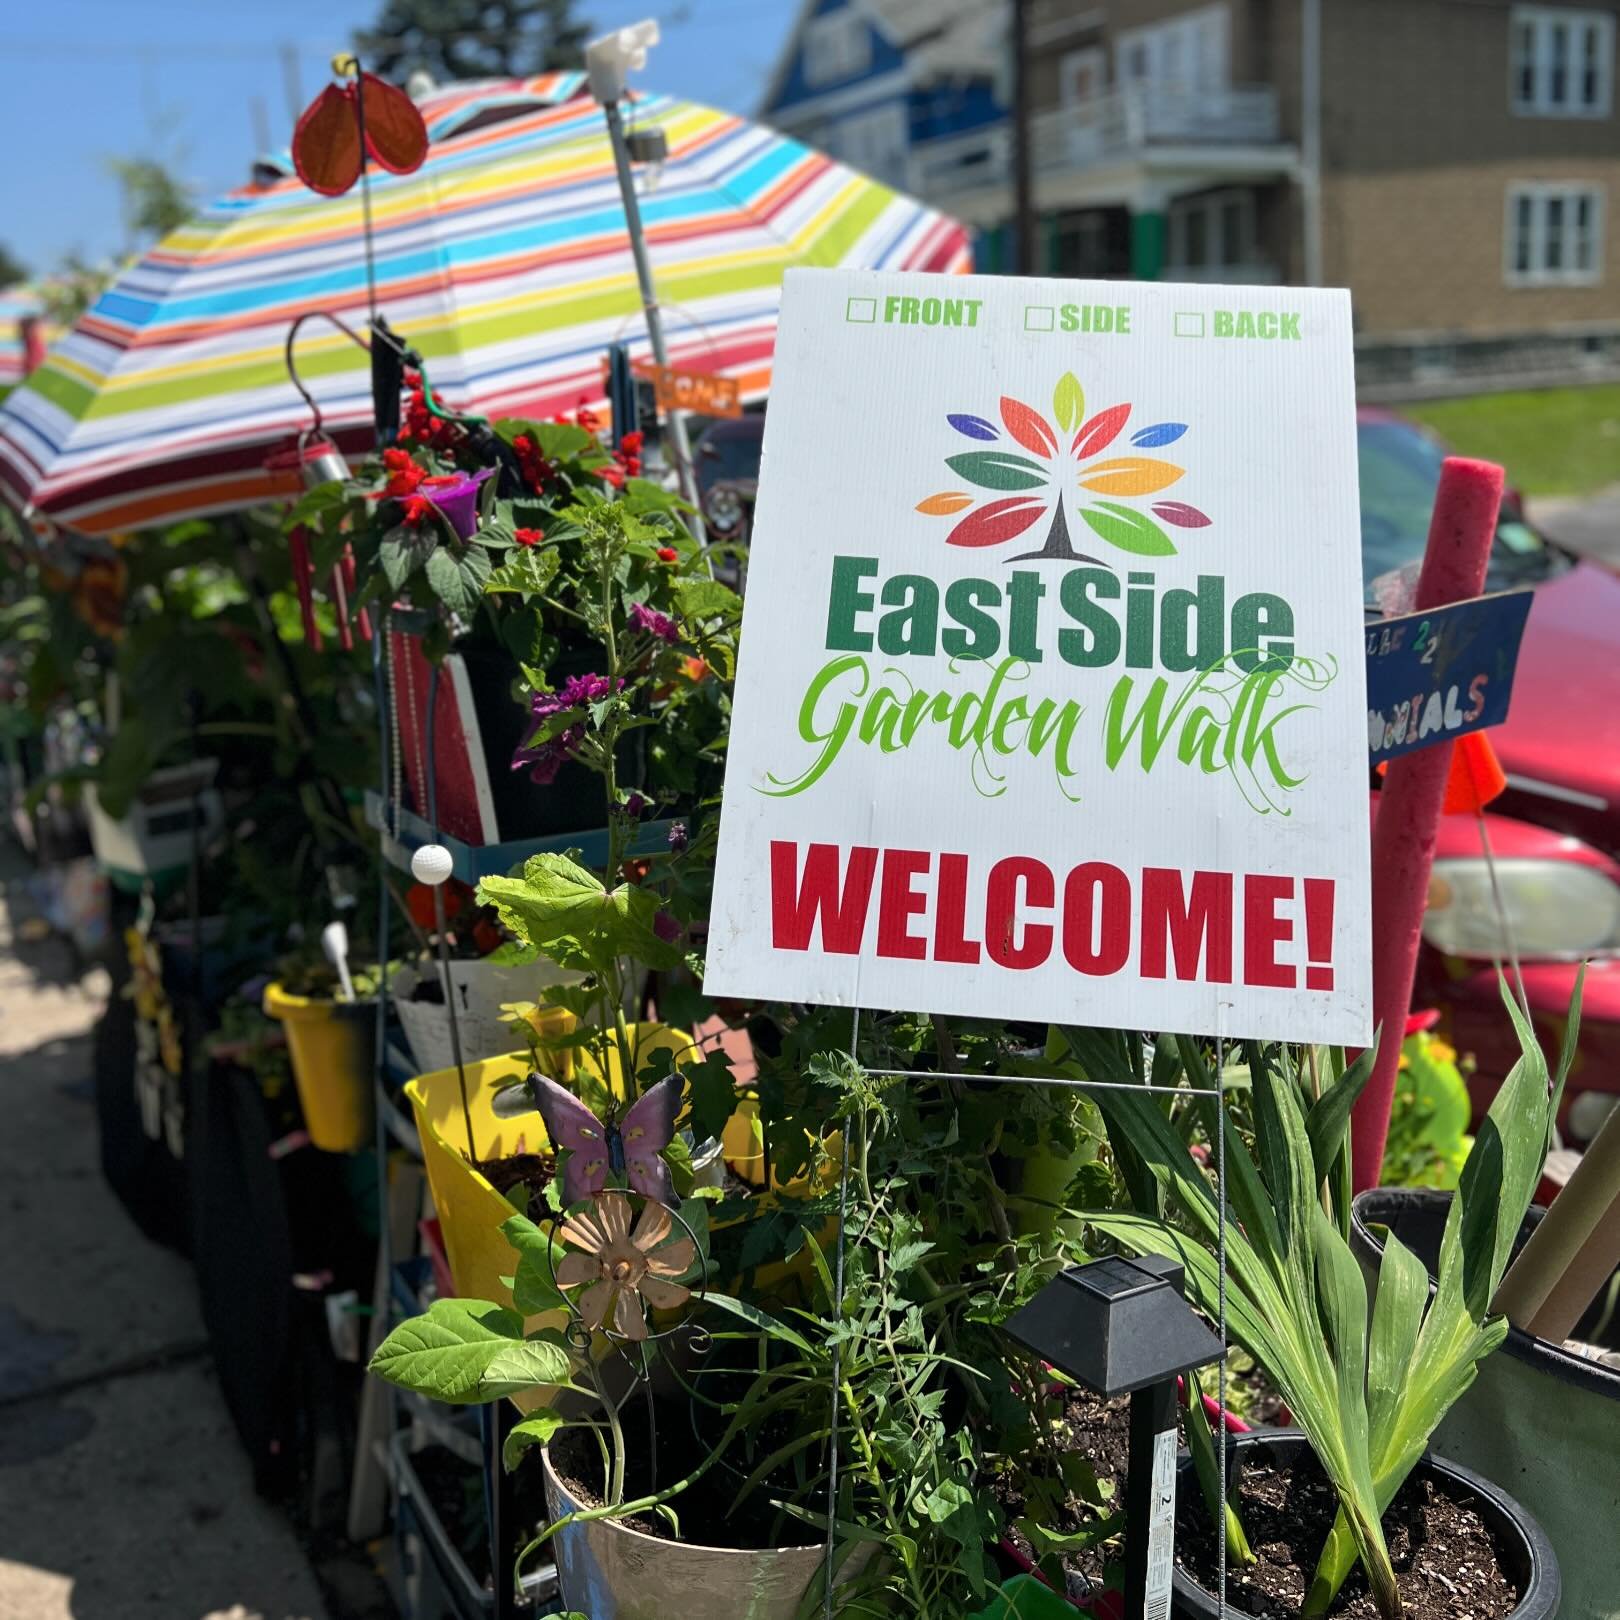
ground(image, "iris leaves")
xmin=1076 ymin=970 xmax=1582 ymax=1620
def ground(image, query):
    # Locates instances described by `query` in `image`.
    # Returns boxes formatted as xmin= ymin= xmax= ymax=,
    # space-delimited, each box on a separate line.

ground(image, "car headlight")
xmin=706 ymin=483 xmax=745 ymax=534
xmin=1424 ymin=858 xmax=1620 ymax=960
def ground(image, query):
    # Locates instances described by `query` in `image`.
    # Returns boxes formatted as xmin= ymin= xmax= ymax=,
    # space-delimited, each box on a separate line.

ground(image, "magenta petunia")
xmin=629 ymin=602 xmax=678 ymax=643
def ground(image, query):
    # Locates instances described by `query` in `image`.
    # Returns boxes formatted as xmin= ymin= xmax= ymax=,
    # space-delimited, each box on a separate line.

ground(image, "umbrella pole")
xmin=600 ymin=96 xmax=709 ymax=550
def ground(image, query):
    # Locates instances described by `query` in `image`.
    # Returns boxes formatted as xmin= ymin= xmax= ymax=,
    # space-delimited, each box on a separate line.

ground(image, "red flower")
xmin=656 ymin=546 xmax=678 ymax=563
xmin=402 ymin=494 xmax=433 ymax=526
xmin=620 ymin=431 xmax=644 ymax=454
xmin=379 ymin=446 xmax=426 ymax=499
xmin=514 ymin=527 xmax=544 ymax=547
xmin=598 ymin=464 xmax=626 ymax=490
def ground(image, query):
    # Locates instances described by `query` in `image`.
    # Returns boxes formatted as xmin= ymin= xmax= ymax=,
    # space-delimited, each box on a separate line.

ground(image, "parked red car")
xmin=1360 ymin=409 xmax=1620 ymax=1138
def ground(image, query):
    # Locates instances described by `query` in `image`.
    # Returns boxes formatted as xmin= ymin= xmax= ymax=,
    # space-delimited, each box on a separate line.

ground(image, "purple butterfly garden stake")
xmin=523 ymin=1071 xmax=684 ymax=1207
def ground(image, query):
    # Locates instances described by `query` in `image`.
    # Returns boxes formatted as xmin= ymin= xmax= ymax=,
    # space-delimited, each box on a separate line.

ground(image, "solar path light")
xmin=1002 ymin=1255 xmax=1224 ymax=1620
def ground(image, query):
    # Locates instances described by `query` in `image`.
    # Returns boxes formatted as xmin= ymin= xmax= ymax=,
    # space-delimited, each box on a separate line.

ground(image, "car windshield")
xmin=1357 ymin=419 xmax=1567 ymax=604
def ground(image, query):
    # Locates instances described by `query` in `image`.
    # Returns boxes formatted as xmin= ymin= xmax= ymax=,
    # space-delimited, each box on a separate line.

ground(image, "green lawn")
xmin=1404 ymin=384 xmax=1620 ymax=496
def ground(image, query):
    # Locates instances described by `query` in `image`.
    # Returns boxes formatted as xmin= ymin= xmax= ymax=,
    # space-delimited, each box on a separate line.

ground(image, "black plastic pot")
xmin=1171 ymin=1430 xmax=1560 ymax=1620
xmin=1352 ymin=1188 xmax=1620 ymax=1620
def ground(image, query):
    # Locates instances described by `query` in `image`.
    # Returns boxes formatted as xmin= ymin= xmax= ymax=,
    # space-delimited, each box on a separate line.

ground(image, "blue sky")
xmin=2 ymin=0 xmax=798 ymax=276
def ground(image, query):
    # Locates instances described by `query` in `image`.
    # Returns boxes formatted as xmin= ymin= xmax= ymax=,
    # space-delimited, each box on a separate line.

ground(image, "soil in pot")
xmin=990 ymin=1389 xmax=1131 ymax=1602
xmin=1177 ymin=1450 xmax=1522 ymax=1620
xmin=469 ymin=1147 xmax=557 ymax=1203
xmin=548 ymin=1395 xmax=824 ymax=1552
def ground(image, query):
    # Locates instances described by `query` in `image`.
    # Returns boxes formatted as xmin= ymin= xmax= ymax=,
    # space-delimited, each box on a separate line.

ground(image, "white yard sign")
xmin=705 ymin=270 xmax=1372 ymax=1045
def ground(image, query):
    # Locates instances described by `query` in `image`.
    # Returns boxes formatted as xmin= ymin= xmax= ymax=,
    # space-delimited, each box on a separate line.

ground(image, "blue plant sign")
xmin=1365 ymin=590 xmax=1534 ymax=762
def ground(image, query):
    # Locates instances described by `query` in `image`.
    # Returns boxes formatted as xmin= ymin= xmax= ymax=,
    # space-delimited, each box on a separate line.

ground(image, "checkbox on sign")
xmin=1174 ymin=311 xmax=1206 ymax=338
xmin=845 ymin=296 xmax=878 ymax=324
xmin=1023 ymin=305 xmax=1056 ymax=332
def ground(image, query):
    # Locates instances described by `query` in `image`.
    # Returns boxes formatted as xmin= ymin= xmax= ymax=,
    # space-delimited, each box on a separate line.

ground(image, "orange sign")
xmin=633 ymin=361 xmax=743 ymax=419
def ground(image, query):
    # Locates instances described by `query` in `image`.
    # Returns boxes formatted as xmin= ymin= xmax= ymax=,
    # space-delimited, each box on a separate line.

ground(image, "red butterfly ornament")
xmin=292 ymin=69 xmax=429 ymax=197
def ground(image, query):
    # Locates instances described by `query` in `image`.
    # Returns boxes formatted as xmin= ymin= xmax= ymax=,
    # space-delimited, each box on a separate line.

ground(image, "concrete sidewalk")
xmin=0 ymin=846 xmax=332 ymax=1620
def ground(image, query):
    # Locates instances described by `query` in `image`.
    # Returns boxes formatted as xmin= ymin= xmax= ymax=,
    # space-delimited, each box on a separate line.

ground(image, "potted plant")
xmin=390 ymin=873 xmax=585 ymax=1072
xmin=263 ymin=947 xmax=382 ymax=1154
xmin=1074 ymin=979 xmax=1579 ymax=1618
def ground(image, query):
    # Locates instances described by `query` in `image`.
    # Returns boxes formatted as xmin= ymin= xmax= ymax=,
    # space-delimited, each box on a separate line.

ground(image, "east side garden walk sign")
xmin=706 ymin=270 xmax=1373 ymax=1046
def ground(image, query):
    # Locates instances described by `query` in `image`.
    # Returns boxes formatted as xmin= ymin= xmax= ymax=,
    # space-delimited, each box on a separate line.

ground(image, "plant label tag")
xmin=1365 ymin=590 xmax=1533 ymax=762
xmin=706 ymin=269 xmax=1373 ymax=1043
xmin=1146 ymin=1426 xmax=1177 ymax=1620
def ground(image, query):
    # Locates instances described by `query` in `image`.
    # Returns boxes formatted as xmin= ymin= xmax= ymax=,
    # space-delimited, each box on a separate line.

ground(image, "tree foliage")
xmin=356 ymin=0 xmax=588 ymax=83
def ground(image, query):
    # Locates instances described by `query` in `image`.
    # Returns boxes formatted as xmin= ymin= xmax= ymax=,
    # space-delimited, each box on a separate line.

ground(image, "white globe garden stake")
xmin=409 ymin=843 xmax=476 ymax=1157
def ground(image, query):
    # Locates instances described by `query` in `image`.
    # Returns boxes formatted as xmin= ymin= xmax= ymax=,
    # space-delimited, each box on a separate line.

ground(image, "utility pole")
xmin=1301 ymin=0 xmax=1324 ymax=285
xmin=1011 ymin=0 xmax=1035 ymax=274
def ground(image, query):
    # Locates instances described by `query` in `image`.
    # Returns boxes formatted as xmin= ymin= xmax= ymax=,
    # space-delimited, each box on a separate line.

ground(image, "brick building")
xmin=905 ymin=0 xmax=1620 ymax=395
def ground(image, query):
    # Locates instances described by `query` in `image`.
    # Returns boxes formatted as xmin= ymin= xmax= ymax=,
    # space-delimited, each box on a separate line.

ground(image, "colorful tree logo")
xmin=916 ymin=372 xmax=1210 ymax=563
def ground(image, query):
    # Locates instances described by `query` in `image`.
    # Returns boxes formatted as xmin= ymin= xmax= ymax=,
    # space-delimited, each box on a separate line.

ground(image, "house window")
xmin=1060 ymin=47 xmax=1106 ymax=107
xmin=805 ymin=8 xmax=872 ymax=89
xmin=1506 ymin=182 xmax=1605 ymax=284
xmin=1117 ymin=3 xmax=1229 ymax=90
xmin=832 ymin=103 xmax=908 ymax=184
xmin=1511 ymin=6 xmax=1614 ymax=116
xmin=1168 ymin=189 xmax=1257 ymax=272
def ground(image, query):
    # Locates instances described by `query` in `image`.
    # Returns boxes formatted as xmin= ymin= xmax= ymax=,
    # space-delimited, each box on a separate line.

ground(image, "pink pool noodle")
xmin=1351 ymin=457 xmax=1504 ymax=1193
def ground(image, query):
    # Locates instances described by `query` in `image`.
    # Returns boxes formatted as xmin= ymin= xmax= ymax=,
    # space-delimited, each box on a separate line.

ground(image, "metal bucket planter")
xmin=541 ymin=1445 xmax=870 ymax=1620
xmin=262 ymin=981 xmax=375 ymax=1153
xmin=1352 ymin=1187 xmax=1620 ymax=1620
xmin=1171 ymin=1429 xmax=1559 ymax=1620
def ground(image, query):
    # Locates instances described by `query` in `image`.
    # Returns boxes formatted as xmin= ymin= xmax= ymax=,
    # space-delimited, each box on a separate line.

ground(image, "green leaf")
xmin=479 ymin=855 xmax=608 ymax=956
xmin=503 ymin=1213 xmax=568 ymax=1314
xmin=502 ymin=1409 xmax=568 ymax=1472
xmin=1303 ymin=1040 xmax=1379 ymax=1188
xmin=379 ymin=526 xmax=433 ymax=591
xmin=673 ymin=578 xmax=743 ymax=622
xmin=486 ymin=544 xmax=561 ymax=597
xmin=368 ymin=1299 xmax=572 ymax=1403
xmin=1079 ymin=501 xmax=1177 ymax=557
xmin=1053 ymin=372 xmax=1084 ymax=435
xmin=943 ymin=450 xmax=1048 ymax=492
xmin=699 ymin=1292 xmax=813 ymax=1354
xmin=425 ymin=542 xmax=491 ymax=616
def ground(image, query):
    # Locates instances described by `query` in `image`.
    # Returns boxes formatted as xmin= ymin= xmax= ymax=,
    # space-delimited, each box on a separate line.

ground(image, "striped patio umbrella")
xmin=0 ymin=73 xmax=970 ymax=537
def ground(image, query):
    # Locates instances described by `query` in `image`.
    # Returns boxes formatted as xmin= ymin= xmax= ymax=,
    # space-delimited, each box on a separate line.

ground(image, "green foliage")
xmin=107 ymin=157 xmax=195 ymax=243
xmin=1080 ymin=976 xmax=1583 ymax=1619
xmin=1381 ymin=1031 xmax=1473 ymax=1190
xmin=356 ymin=0 xmax=587 ymax=81
xmin=369 ymin=1299 xmax=575 ymax=1403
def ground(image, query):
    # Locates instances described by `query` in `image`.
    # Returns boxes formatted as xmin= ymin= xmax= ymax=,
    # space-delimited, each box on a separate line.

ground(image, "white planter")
xmin=392 ymin=956 xmax=584 ymax=1071
xmin=86 ymin=758 xmax=223 ymax=880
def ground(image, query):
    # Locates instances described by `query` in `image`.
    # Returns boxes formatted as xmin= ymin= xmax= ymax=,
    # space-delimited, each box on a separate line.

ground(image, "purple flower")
xmin=652 ymin=910 xmax=682 ymax=945
xmin=667 ymin=821 xmax=689 ymax=853
xmin=622 ymin=792 xmax=648 ymax=817
xmin=510 ymin=673 xmax=624 ymax=784
xmin=629 ymin=602 xmax=678 ymax=644
xmin=418 ymin=467 xmax=495 ymax=540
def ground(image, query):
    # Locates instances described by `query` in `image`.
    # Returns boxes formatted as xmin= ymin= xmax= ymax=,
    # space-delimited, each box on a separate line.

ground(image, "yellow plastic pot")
xmin=406 ymin=1017 xmax=696 ymax=1311
xmin=263 ymin=981 xmax=376 ymax=1153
